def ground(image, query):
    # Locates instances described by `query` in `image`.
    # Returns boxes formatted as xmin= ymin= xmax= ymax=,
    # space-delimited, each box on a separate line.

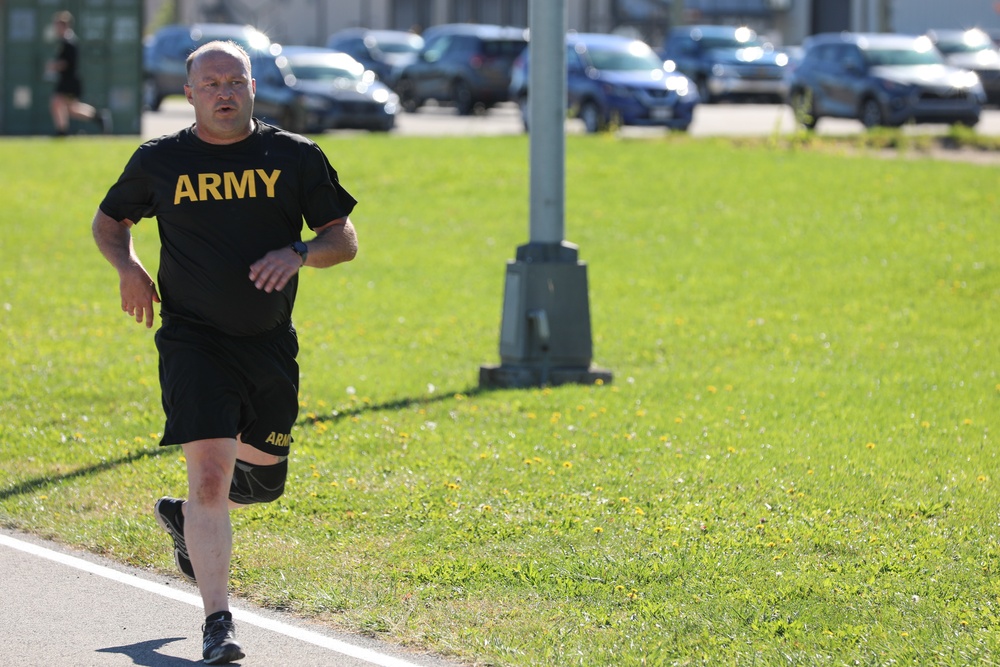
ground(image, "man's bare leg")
xmin=181 ymin=437 xmax=238 ymax=616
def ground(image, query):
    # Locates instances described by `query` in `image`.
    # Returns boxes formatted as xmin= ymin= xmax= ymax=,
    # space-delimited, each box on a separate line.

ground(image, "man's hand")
xmin=249 ymin=246 xmax=302 ymax=293
xmin=120 ymin=264 xmax=160 ymax=328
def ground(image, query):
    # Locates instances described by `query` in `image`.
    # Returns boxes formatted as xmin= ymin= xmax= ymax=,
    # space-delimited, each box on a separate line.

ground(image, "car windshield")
xmin=482 ymin=40 xmax=527 ymax=57
xmin=286 ymin=60 xmax=364 ymax=82
xmin=864 ymin=47 xmax=944 ymax=66
xmin=374 ymin=39 xmax=422 ymax=55
xmin=587 ymin=43 xmax=664 ymax=71
xmin=934 ymin=36 xmax=993 ymax=54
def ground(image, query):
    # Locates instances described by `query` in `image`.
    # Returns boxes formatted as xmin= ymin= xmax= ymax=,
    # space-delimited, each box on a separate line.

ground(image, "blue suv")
xmin=510 ymin=33 xmax=699 ymax=133
xmin=662 ymin=25 xmax=787 ymax=103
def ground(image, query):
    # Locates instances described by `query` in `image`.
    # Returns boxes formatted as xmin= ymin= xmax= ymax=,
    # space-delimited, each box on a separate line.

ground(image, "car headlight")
xmin=951 ymin=70 xmax=981 ymax=90
xmin=666 ymin=75 xmax=691 ymax=97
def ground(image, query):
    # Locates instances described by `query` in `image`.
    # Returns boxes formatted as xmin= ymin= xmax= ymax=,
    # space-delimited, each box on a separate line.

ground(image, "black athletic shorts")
xmin=154 ymin=318 xmax=299 ymax=456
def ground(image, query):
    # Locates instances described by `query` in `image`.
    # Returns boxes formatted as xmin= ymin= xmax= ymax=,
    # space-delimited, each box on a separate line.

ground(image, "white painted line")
xmin=0 ymin=533 xmax=423 ymax=667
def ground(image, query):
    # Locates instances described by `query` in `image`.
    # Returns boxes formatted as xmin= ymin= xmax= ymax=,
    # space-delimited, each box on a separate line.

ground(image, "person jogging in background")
xmin=48 ymin=11 xmax=109 ymax=135
xmin=91 ymin=40 xmax=358 ymax=664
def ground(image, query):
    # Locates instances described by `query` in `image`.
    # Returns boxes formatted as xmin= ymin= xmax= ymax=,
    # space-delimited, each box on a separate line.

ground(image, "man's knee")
xmin=228 ymin=458 xmax=288 ymax=504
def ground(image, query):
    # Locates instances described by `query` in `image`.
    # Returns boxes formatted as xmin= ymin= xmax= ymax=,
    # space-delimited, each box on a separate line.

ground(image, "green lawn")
xmin=1 ymin=133 xmax=999 ymax=665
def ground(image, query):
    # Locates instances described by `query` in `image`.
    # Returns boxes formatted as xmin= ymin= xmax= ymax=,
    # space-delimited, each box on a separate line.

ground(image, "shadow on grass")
xmin=0 ymin=446 xmax=170 ymax=502
xmin=2 ymin=386 xmax=492 ymax=501
xmin=300 ymin=384 xmax=490 ymax=425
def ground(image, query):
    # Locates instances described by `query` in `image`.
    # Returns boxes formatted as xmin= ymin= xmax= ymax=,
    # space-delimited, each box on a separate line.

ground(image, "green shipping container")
xmin=0 ymin=0 xmax=143 ymax=135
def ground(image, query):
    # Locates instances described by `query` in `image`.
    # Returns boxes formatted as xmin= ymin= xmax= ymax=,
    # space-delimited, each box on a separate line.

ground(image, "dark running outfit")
xmin=99 ymin=121 xmax=356 ymax=460
xmin=54 ymin=36 xmax=83 ymax=97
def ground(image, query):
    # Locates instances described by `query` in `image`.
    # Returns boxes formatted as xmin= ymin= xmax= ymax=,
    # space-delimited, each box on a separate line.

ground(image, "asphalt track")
xmin=0 ymin=529 xmax=463 ymax=667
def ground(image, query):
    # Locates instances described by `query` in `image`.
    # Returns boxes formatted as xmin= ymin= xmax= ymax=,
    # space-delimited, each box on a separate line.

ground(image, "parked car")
xmin=926 ymin=28 xmax=1000 ymax=105
xmin=325 ymin=28 xmax=424 ymax=87
xmin=250 ymin=46 xmax=398 ymax=133
xmin=143 ymin=23 xmax=273 ymax=110
xmin=394 ymin=23 xmax=528 ymax=115
xmin=661 ymin=25 xmax=788 ymax=103
xmin=786 ymin=32 xmax=984 ymax=129
xmin=510 ymin=33 xmax=698 ymax=133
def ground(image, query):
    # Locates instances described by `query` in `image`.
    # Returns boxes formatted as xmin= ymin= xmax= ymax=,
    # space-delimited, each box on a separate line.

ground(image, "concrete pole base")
xmin=479 ymin=363 xmax=613 ymax=389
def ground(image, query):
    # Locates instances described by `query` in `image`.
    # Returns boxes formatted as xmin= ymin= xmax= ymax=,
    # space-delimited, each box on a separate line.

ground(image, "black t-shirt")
xmin=55 ymin=38 xmax=82 ymax=96
xmin=99 ymin=121 xmax=357 ymax=336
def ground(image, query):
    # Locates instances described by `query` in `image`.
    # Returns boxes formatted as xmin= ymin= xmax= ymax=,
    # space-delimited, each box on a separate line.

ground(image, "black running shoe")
xmin=153 ymin=497 xmax=196 ymax=583
xmin=202 ymin=618 xmax=245 ymax=664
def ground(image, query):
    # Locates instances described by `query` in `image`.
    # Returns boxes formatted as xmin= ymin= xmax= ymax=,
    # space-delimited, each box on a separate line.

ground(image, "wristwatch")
xmin=290 ymin=240 xmax=308 ymax=266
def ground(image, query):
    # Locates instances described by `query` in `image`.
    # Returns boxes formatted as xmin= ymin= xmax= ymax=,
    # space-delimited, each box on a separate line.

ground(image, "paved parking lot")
xmin=142 ymin=98 xmax=1000 ymax=141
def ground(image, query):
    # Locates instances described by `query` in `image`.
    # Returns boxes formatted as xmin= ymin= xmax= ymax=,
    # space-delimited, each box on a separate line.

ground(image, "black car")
xmin=325 ymin=28 xmax=424 ymax=87
xmin=250 ymin=46 xmax=398 ymax=133
xmin=787 ymin=32 xmax=984 ymax=129
xmin=394 ymin=23 xmax=528 ymax=115
xmin=143 ymin=23 xmax=273 ymax=111
xmin=662 ymin=25 xmax=788 ymax=103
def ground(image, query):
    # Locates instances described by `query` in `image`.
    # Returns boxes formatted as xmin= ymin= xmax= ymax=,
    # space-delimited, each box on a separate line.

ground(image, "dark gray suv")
xmin=662 ymin=25 xmax=788 ymax=103
xmin=143 ymin=23 xmax=272 ymax=110
xmin=394 ymin=23 xmax=527 ymax=115
xmin=787 ymin=32 xmax=984 ymax=129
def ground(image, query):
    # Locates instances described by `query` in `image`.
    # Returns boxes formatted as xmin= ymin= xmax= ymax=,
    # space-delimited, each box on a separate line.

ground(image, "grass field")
xmin=1 ymin=133 xmax=999 ymax=666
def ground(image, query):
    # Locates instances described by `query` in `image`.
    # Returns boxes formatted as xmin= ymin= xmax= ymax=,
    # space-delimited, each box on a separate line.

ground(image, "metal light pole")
xmin=479 ymin=0 xmax=612 ymax=389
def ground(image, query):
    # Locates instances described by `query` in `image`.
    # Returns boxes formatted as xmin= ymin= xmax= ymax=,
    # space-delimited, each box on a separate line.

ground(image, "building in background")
xmin=143 ymin=0 xmax=1000 ymax=52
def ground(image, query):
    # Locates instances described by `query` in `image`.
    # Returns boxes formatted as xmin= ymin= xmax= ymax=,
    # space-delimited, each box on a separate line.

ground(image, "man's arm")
xmin=92 ymin=209 xmax=161 ymax=328
xmin=249 ymin=217 xmax=358 ymax=294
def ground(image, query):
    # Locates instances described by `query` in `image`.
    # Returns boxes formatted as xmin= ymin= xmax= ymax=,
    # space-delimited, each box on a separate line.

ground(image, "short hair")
xmin=53 ymin=11 xmax=73 ymax=26
xmin=185 ymin=40 xmax=252 ymax=78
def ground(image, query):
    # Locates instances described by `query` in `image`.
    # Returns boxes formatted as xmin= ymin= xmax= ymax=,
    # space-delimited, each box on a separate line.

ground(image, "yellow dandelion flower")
xmin=634 ymin=507 xmax=645 ymax=516
xmin=595 ymin=486 xmax=603 ymax=491
xmin=479 ymin=452 xmax=489 ymax=459
xmin=963 ymin=419 xmax=972 ymax=425
xmin=562 ymin=461 xmax=573 ymax=469
xmin=619 ymin=497 xmax=630 ymax=504
xmin=921 ymin=421 xmax=930 ymax=428
xmin=347 ymin=477 xmax=357 ymax=485
xmin=978 ymin=475 xmax=987 ymax=482
xmin=523 ymin=458 xmax=533 ymax=465
xmin=593 ymin=527 xmax=604 ymax=534
xmin=595 ymin=378 xmax=604 ymax=386
xmin=526 ymin=412 xmax=537 ymax=420
xmin=481 ymin=505 xmax=492 ymax=512
xmin=900 ymin=632 xmax=909 ymax=637
xmin=866 ymin=442 xmax=876 ymax=449
xmin=727 ymin=446 xmax=736 ymax=453
xmin=707 ymin=385 xmax=718 ymax=394
xmin=312 ymin=471 xmax=321 ymax=478
xmin=615 ymin=585 xmax=625 ymax=592
xmin=675 ymin=417 xmax=684 ymax=424
xmin=310 ymin=492 xmax=318 ymax=497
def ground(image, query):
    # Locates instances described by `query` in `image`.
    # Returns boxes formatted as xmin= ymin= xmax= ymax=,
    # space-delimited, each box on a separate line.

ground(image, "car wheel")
xmin=696 ymin=77 xmax=713 ymax=104
xmin=282 ymin=105 xmax=308 ymax=134
xmin=397 ymin=79 xmax=420 ymax=113
xmin=790 ymin=88 xmax=818 ymax=130
xmin=860 ymin=97 xmax=885 ymax=128
xmin=143 ymin=79 xmax=163 ymax=112
xmin=579 ymin=100 xmax=607 ymax=133
xmin=453 ymin=80 xmax=474 ymax=116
